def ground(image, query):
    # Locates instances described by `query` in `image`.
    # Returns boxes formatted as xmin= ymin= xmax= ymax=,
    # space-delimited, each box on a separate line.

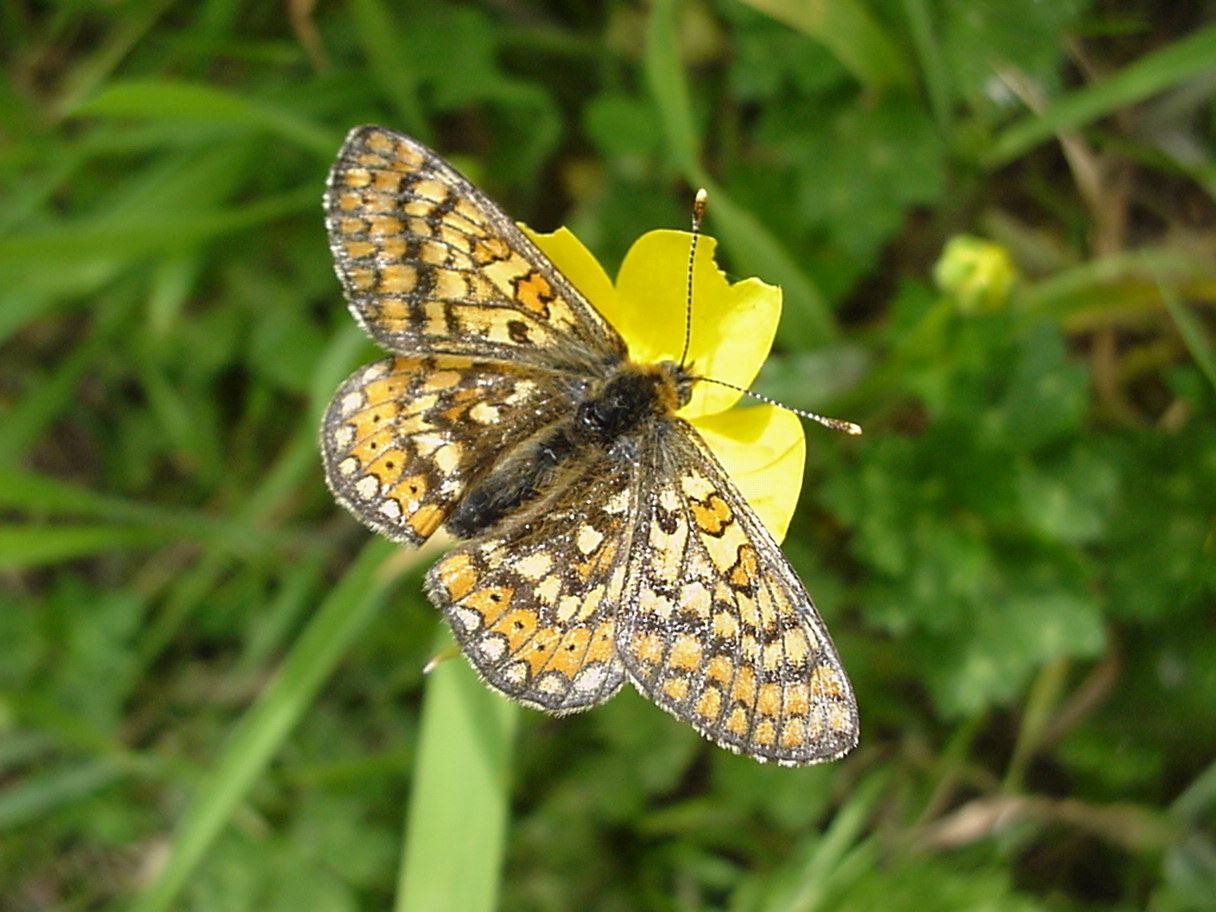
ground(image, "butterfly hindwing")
xmin=425 ymin=448 xmax=641 ymax=713
xmin=615 ymin=419 xmax=859 ymax=765
xmin=325 ymin=125 xmax=626 ymax=371
xmin=321 ymin=355 xmax=574 ymax=545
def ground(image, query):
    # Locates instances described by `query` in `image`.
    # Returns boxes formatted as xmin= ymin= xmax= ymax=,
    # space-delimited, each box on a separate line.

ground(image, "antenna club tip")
xmin=844 ymin=422 xmax=863 ymax=436
xmin=695 ymin=187 xmax=709 ymax=204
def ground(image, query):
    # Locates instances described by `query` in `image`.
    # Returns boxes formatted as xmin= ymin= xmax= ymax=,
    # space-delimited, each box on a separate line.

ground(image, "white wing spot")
xmin=576 ymin=524 xmax=603 ymax=555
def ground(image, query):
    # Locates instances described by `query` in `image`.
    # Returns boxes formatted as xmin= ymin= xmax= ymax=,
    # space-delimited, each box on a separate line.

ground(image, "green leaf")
xmin=735 ymin=0 xmax=913 ymax=91
xmin=927 ymin=589 xmax=1106 ymax=717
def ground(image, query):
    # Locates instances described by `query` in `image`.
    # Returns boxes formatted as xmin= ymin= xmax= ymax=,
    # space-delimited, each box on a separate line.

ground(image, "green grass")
xmin=2 ymin=2 xmax=1215 ymax=911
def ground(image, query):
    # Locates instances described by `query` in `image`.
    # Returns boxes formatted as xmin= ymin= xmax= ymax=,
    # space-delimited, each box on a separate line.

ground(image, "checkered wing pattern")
xmin=425 ymin=450 xmax=640 ymax=712
xmin=325 ymin=126 xmax=626 ymax=372
xmin=616 ymin=419 xmax=858 ymax=765
xmin=321 ymin=355 xmax=573 ymax=545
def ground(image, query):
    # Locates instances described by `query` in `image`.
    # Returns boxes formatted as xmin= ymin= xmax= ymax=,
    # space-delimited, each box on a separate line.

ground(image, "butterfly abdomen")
xmin=446 ymin=363 xmax=681 ymax=539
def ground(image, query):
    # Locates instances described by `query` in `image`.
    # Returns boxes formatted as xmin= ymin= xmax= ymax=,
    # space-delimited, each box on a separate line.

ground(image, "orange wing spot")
xmin=337 ymin=192 xmax=362 ymax=211
xmin=351 ymin=427 xmax=395 ymax=462
xmin=338 ymin=217 xmax=365 ymax=235
xmin=453 ymin=197 xmax=485 ymax=224
xmin=668 ymin=634 xmax=703 ymax=672
xmin=725 ymin=706 xmax=750 ymax=738
xmin=355 ymin=152 xmax=386 ymax=167
xmin=364 ymin=375 xmax=408 ymax=404
xmin=419 ymin=240 xmax=448 ymax=265
xmin=375 ymin=299 xmax=410 ymax=322
xmin=366 ymin=448 xmax=406 ymax=486
xmin=378 ymin=264 xmax=417 ymax=294
xmin=690 ymin=493 xmax=733 ymax=536
xmin=753 ymin=718 xmax=776 ymax=747
xmin=696 ymin=686 xmax=723 ymax=721
xmin=380 ymin=236 xmax=407 ymax=258
xmin=661 ymin=675 xmax=690 ymax=702
xmin=706 ymin=655 xmax=733 ymax=684
xmin=780 ymin=717 xmax=806 ymax=750
xmin=785 ymin=683 xmax=809 ymax=716
xmin=406 ymin=502 xmax=444 ymax=538
xmin=389 ymin=473 xmax=428 ymax=504
xmin=436 ymin=552 xmax=477 ymax=601
xmin=423 ymin=370 xmax=463 ymax=391
xmin=756 ymin=682 xmax=781 ymax=718
xmin=810 ymin=664 xmax=844 ymax=699
xmin=391 ymin=140 xmax=424 ymax=168
xmin=730 ymin=666 xmax=757 ymax=706
xmin=572 ymin=539 xmax=618 ymax=584
xmin=548 ymin=628 xmax=592 ymax=676
xmin=472 ymin=236 xmax=511 ymax=265
xmin=494 ymin=606 xmax=538 ymax=650
xmin=438 ymin=224 xmax=472 ymax=253
xmin=343 ymin=169 xmax=372 ymax=188
xmin=525 ymin=627 xmax=562 ymax=674
xmin=347 ymin=266 xmax=375 ymax=291
xmin=371 ymin=170 xmax=404 ymax=193
xmin=514 ymin=271 xmax=553 ymax=316
xmin=632 ymin=631 xmax=665 ymax=666
xmin=351 ymin=400 xmax=400 ymax=439
xmin=585 ymin=623 xmax=616 ymax=663
xmin=368 ymin=215 xmax=404 ymax=236
xmin=366 ymin=131 xmax=394 ymax=153
xmin=344 ymin=240 xmax=376 ymax=259
xmin=728 ymin=544 xmax=760 ymax=591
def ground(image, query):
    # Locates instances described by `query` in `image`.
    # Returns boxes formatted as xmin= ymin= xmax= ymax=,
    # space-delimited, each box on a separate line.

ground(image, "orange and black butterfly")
xmin=320 ymin=126 xmax=857 ymax=764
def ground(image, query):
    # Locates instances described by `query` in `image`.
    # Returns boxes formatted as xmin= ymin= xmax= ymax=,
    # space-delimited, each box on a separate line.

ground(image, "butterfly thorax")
xmin=447 ymin=361 xmax=691 ymax=539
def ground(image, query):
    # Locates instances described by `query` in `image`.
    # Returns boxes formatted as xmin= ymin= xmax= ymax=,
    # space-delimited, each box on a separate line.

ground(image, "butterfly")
xmin=320 ymin=125 xmax=858 ymax=764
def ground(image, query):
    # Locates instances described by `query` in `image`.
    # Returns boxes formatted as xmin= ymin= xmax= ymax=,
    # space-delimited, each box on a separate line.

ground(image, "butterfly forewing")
xmin=321 ymin=355 xmax=575 ymax=545
xmin=615 ymin=419 xmax=858 ymax=764
xmin=325 ymin=125 xmax=627 ymax=371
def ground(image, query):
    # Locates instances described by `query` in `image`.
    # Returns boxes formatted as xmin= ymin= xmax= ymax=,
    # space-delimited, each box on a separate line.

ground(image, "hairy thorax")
xmin=447 ymin=361 xmax=692 ymax=538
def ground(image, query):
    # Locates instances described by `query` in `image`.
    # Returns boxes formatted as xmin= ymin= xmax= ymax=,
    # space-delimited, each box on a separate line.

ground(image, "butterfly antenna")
xmin=692 ymin=375 xmax=863 ymax=436
xmin=679 ymin=188 xmax=709 ymax=369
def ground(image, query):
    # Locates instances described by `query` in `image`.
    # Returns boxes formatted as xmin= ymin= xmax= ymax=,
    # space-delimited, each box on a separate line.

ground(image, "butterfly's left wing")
xmin=424 ymin=446 xmax=643 ymax=713
xmin=616 ymin=419 xmax=858 ymax=765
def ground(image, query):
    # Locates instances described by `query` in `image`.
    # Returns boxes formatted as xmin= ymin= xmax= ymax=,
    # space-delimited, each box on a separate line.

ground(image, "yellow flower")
xmin=523 ymin=226 xmax=805 ymax=543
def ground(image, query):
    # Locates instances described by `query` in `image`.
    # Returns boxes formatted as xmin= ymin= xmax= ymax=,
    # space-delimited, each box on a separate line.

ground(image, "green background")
xmin=2 ymin=1 xmax=1215 ymax=910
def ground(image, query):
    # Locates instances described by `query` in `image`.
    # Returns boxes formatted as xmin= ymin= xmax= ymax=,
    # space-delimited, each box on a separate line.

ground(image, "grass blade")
xmin=129 ymin=537 xmax=404 ymax=912
xmin=645 ymin=0 xmax=837 ymax=347
xmin=989 ymin=24 xmax=1216 ymax=166
xmin=71 ymin=80 xmax=338 ymax=158
xmin=395 ymin=637 xmax=519 ymax=912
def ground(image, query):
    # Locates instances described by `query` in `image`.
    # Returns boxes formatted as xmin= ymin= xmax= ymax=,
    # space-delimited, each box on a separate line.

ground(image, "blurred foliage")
xmin=2 ymin=1 xmax=1216 ymax=911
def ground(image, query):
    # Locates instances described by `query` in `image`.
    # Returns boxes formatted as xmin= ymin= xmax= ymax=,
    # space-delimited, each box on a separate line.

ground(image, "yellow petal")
xmin=691 ymin=405 xmax=806 ymax=543
xmin=521 ymin=225 xmax=620 ymax=324
xmin=612 ymin=230 xmax=782 ymax=419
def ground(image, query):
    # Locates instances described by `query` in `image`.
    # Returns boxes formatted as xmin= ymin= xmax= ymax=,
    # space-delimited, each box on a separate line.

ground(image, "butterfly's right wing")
xmin=321 ymin=355 xmax=574 ymax=546
xmin=325 ymin=126 xmax=626 ymax=371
